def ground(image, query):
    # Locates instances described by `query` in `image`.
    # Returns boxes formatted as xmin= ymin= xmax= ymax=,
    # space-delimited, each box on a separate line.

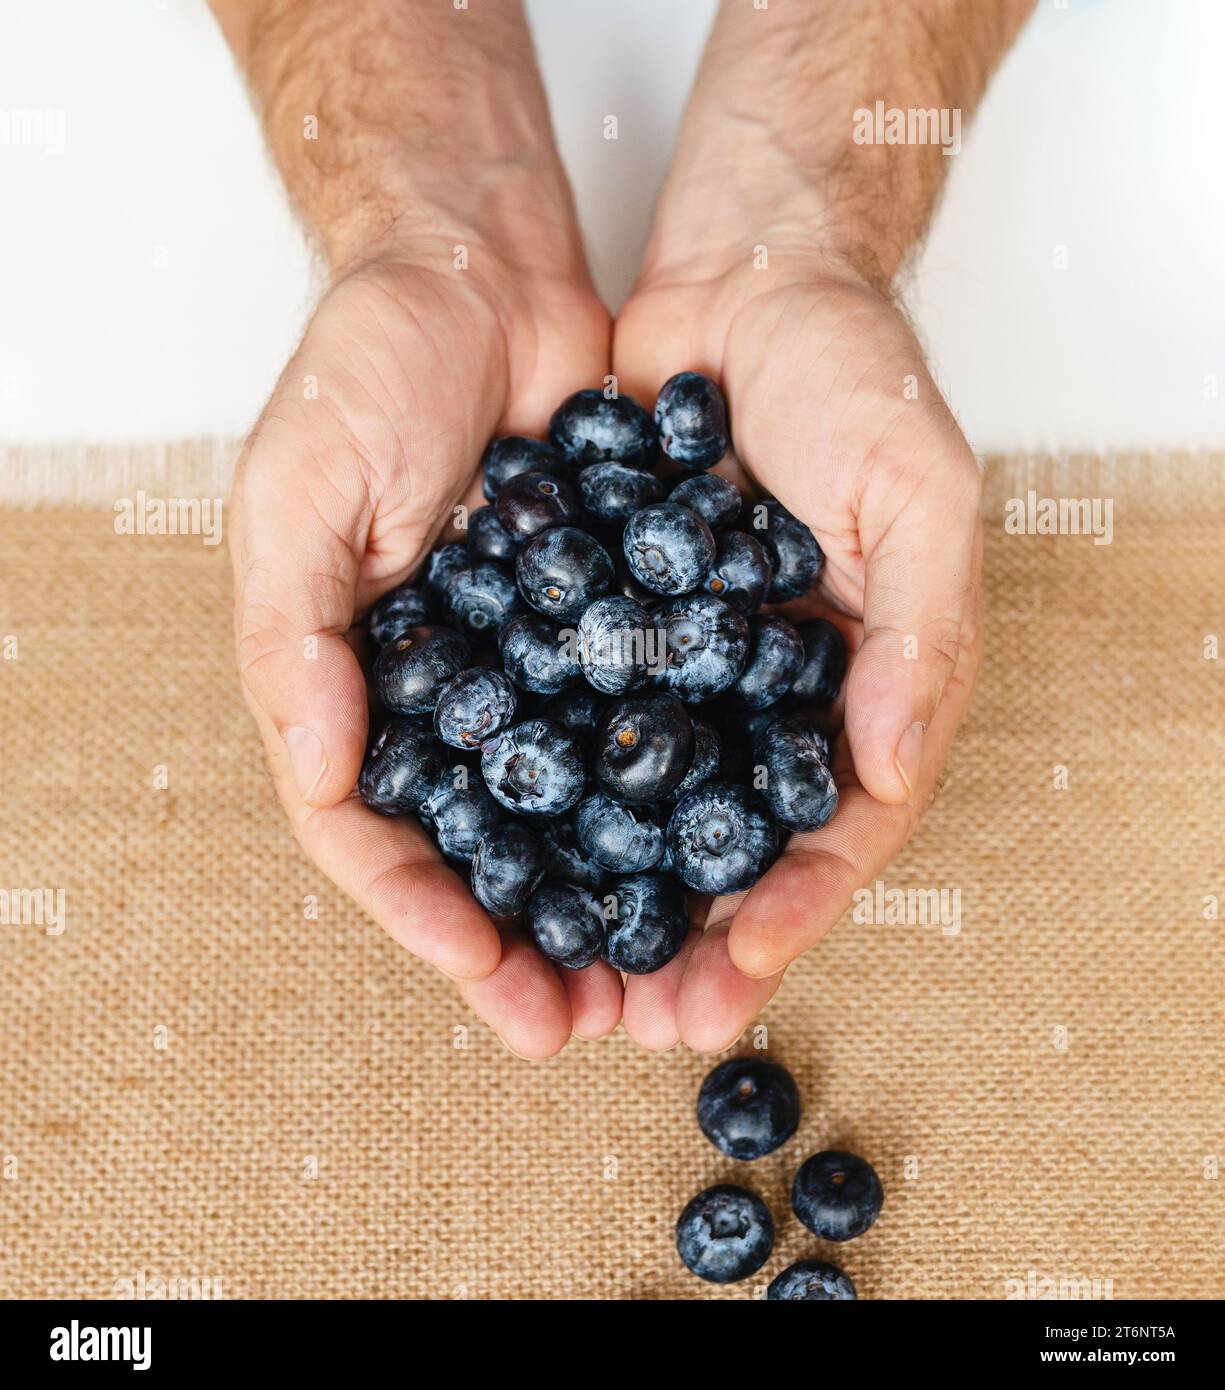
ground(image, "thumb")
xmin=845 ymin=442 xmax=978 ymax=806
xmin=612 ymin=295 xmax=712 ymax=415
xmin=844 ymin=448 xmax=981 ymax=804
xmin=231 ymin=452 xmax=370 ymax=809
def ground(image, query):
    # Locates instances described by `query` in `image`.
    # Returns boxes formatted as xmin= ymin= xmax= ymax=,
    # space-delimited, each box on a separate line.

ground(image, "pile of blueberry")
xmin=678 ymin=1057 xmax=882 ymax=1299
xmin=359 ymin=374 xmax=846 ymax=975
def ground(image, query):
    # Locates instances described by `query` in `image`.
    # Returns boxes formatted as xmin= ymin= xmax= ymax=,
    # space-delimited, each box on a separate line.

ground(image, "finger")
xmin=621 ymin=892 xmax=708 ymax=1050
xmin=726 ymin=784 xmax=908 ymax=979
xmin=458 ymin=935 xmax=574 ymax=1060
xmin=674 ymin=906 xmax=785 ymax=1054
xmin=620 ymin=928 xmax=702 ymax=1051
xmin=610 ymin=291 xmax=719 ymax=415
xmin=298 ymin=803 xmax=504 ymax=982
xmin=243 ymin=690 xmax=503 ymax=981
xmin=844 ymin=437 xmax=981 ymax=804
xmin=561 ymin=960 xmax=624 ymax=1041
xmin=231 ymin=445 xmax=370 ymax=809
xmin=290 ymin=790 xmax=503 ymax=988
xmin=727 ymin=595 xmax=981 ymax=978
xmin=502 ymin=289 xmax=613 ymax=430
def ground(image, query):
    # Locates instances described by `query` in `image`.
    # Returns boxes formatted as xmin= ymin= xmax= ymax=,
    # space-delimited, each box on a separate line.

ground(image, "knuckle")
xmin=236 ymin=602 xmax=291 ymax=689
xmin=235 ymin=559 xmax=352 ymax=690
xmin=360 ymin=860 xmax=409 ymax=913
xmin=919 ymin=615 xmax=964 ymax=677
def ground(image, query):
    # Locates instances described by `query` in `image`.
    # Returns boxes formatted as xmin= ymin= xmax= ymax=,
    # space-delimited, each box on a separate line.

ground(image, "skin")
xmin=210 ymin=0 xmax=1032 ymax=1057
xmin=614 ymin=0 xmax=1032 ymax=1052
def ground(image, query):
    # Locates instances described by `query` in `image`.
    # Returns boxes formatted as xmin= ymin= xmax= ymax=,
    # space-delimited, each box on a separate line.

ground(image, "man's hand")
xmin=615 ymin=266 xmax=981 ymax=1051
xmin=609 ymin=0 xmax=1033 ymax=1050
xmin=232 ymin=253 xmax=616 ymax=1056
xmin=212 ymin=0 xmax=616 ymax=1056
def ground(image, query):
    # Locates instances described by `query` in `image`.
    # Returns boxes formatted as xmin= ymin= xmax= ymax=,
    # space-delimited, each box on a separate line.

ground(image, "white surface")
xmin=0 ymin=0 xmax=1221 ymax=451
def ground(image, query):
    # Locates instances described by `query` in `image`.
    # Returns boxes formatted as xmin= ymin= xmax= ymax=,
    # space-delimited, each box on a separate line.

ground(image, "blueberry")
xmin=441 ymin=562 xmax=523 ymax=638
xmin=498 ymin=613 xmax=581 ymax=695
xmin=667 ymin=782 xmax=779 ymax=895
xmin=515 ymin=525 xmax=613 ymax=623
xmin=494 ymin=470 xmax=582 ymax=541
xmin=575 ymin=793 xmax=664 ymax=874
xmin=373 ymin=625 xmax=471 ymax=715
xmin=697 ymin=1058 xmax=800 ymax=1160
xmin=656 ymin=837 xmax=677 ymax=878
xmin=424 ymin=542 xmax=470 ymax=596
xmin=659 ymin=465 xmax=703 ymax=494
xmin=668 ymin=718 xmax=721 ymax=801
xmin=792 ymin=1150 xmax=884 ymax=1243
xmin=733 ymin=615 xmax=804 ymax=709
xmin=481 ymin=436 xmax=566 ymax=500
xmin=603 ymin=871 xmax=688 ymax=974
xmin=753 ymin=499 xmax=823 ymax=601
xmin=670 ymin=473 xmax=742 ymax=530
xmin=358 ymin=718 xmax=446 ymax=815
xmin=652 ymin=593 xmax=749 ymax=704
xmin=734 ymin=706 xmax=830 ymax=770
xmin=549 ymin=388 xmax=657 ymax=469
xmin=703 ymin=530 xmax=773 ymax=614
xmin=577 ymin=461 xmax=665 ymax=523
xmin=577 ymin=594 xmax=656 ymax=696
xmin=654 ymin=371 xmax=729 ymax=470
xmin=758 ymin=719 xmax=838 ymax=832
xmin=675 ymin=1184 xmax=773 ymax=1284
xmin=368 ymin=582 xmax=433 ymax=647
xmin=623 ymin=503 xmax=716 ymax=596
xmin=432 ymin=667 xmax=517 ymax=750
xmin=467 ymin=504 xmax=520 ymax=562
xmin=538 ymin=689 xmax=607 ymax=749
xmin=480 ymin=717 xmax=587 ymax=816
xmin=790 ymin=618 xmax=847 ymax=705
xmin=593 ymin=693 xmax=693 ymax=803
xmin=470 ymin=822 xmax=547 ymax=918
xmin=421 ymin=764 xmax=506 ymax=862
xmin=525 ymin=881 xmax=606 ymax=969
xmin=539 ymin=814 xmax=606 ymax=892
xmin=767 ymin=1260 xmax=857 ymax=1301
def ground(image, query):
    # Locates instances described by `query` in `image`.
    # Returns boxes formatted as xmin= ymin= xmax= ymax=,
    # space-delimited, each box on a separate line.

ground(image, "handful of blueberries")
xmin=359 ymin=374 xmax=846 ymax=976
xmin=679 ymin=1057 xmax=882 ymax=1298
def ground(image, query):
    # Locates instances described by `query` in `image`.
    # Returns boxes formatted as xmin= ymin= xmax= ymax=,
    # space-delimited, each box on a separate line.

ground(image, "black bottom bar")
xmin=1 ymin=1296 xmax=1215 ymax=1377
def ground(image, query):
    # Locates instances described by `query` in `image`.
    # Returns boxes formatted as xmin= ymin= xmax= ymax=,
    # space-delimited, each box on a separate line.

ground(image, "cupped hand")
xmin=229 ymin=245 xmax=617 ymax=1057
xmin=613 ymin=264 xmax=983 ymax=1052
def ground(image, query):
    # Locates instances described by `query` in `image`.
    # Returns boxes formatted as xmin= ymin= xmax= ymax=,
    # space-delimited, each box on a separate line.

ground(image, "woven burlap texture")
xmin=0 ymin=449 xmax=1222 ymax=1300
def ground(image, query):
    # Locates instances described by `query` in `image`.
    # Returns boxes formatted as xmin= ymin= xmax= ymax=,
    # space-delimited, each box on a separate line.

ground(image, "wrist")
xmin=636 ymin=101 xmax=911 ymax=301
xmin=315 ymin=157 xmax=589 ymax=297
xmin=637 ymin=0 xmax=1031 ymax=302
xmin=230 ymin=0 xmax=588 ymax=288
xmin=635 ymin=166 xmax=892 ymax=309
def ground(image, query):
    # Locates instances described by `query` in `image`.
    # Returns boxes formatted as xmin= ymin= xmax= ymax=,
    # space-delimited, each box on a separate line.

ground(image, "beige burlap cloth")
xmin=0 ymin=446 xmax=1222 ymax=1300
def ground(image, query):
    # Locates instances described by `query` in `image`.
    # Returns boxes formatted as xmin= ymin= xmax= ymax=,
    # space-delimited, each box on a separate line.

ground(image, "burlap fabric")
xmin=0 ymin=446 xmax=1221 ymax=1300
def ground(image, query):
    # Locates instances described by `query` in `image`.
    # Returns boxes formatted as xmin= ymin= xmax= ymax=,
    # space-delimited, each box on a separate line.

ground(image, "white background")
xmin=0 ymin=0 xmax=1221 ymax=452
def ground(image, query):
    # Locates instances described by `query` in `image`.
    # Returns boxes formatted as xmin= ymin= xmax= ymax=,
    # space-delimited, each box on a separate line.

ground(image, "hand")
xmin=613 ymin=259 xmax=983 ymax=1051
xmin=229 ymin=242 xmax=618 ymax=1057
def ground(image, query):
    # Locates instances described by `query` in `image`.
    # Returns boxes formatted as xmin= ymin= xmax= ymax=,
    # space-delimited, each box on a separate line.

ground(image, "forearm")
xmin=645 ymin=0 xmax=1035 ymax=292
xmin=209 ymin=0 xmax=580 ymax=277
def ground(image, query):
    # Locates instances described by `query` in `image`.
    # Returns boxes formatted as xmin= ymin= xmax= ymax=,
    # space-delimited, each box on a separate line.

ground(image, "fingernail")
xmin=285 ymin=725 xmax=326 ymax=800
xmin=894 ymin=721 xmax=924 ymax=799
xmin=497 ymin=1035 xmax=546 ymax=1063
